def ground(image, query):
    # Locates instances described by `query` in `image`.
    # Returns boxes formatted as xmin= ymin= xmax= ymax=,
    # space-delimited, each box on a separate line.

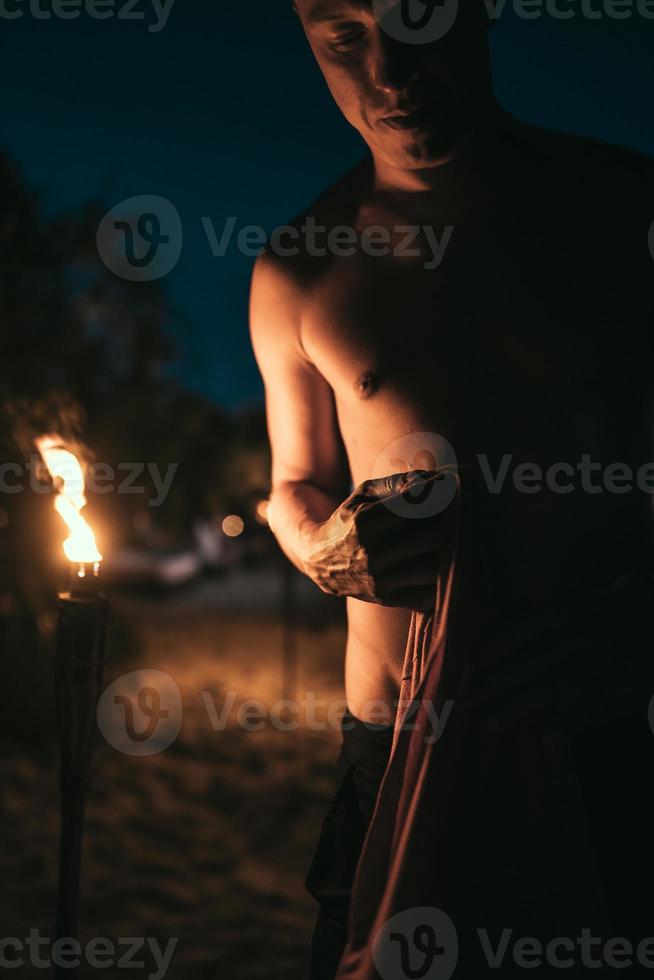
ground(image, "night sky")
xmin=1 ymin=4 xmax=652 ymax=408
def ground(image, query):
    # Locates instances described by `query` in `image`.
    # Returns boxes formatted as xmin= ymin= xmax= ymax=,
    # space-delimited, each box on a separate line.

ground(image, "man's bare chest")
xmin=299 ymin=233 xmax=633 ymax=444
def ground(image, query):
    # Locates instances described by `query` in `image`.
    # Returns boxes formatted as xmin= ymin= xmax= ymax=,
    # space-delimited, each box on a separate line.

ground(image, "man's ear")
xmin=292 ymin=0 xmax=299 ymax=13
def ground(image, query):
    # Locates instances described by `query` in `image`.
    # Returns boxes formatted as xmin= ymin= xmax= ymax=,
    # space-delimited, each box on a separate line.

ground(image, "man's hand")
xmin=297 ymin=469 xmax=459 ymax=611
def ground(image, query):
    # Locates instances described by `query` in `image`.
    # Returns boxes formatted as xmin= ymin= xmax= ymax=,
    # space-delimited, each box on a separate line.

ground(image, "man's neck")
xmin=371 ymin=106 xmax=511 ymax=196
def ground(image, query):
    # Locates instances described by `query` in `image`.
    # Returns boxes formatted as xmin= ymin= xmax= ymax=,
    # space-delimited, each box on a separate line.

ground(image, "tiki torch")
xmin=36 ymin=438 xmax=108 ymax=976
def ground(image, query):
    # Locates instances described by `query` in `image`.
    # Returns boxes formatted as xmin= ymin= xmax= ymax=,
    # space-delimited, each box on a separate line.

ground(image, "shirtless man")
xmin=250 ymin=3 xmax=653 ymax=976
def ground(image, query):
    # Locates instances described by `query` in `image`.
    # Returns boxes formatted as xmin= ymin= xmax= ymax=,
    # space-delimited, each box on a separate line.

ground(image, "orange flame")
xmin=36 ymin=436 xmax=102 ymax=564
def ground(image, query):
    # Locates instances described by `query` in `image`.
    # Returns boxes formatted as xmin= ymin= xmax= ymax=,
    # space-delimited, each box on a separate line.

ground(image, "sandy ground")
xmin=0 ymin=570 xmax=347 ymax=979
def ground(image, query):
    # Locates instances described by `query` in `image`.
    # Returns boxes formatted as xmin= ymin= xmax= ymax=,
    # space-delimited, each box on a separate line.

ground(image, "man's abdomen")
xmin=344 ymin=600 xmax=412 ymax=724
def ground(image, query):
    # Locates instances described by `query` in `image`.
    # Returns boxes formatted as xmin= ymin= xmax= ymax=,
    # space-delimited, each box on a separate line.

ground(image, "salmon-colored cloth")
xmin=336 ymin=471 xmax=654 ymax=979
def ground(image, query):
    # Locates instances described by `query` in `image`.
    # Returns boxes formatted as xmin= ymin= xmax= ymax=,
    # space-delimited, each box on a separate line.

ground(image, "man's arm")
xmin=250 ymin=252 xmax=350 ymax=572
xmin=251 ymin=251 xmax=450 ymax=610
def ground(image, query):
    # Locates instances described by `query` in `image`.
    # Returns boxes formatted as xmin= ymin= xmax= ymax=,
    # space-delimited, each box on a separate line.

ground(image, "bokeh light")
xmin=222 ymin=515 xmax=245 ymax=538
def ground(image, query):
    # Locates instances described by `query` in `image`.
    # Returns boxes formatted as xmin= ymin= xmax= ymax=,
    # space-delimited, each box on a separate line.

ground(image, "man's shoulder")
xmin=250 ymin=161 xmax=369 ymax=352
xmin=500 ymin=121 xmax=654 ymax=261
xmin=288 ymin=156 xmax=371 ymax=234
xmin=505 ymin=120 xmax=654 ymax=194
xmin=253 ymin=157 xmax=371 ymax=289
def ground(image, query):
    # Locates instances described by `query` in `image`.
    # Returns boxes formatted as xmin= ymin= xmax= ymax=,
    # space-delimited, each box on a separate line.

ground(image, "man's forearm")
xmin=268 ymin=479 xmax=341 ymax=574
xmin=270 ymin=470 xmax=453 ymax=610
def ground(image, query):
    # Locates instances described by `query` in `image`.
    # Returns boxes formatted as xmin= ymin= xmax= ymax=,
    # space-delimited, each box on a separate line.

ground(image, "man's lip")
xmin=379 ymin=105 xmax=434 ymax=131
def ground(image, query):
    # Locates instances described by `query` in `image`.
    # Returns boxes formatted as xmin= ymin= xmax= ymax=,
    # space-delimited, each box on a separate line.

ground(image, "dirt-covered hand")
xmin=299 ymin=469 xmax=459 ymax=611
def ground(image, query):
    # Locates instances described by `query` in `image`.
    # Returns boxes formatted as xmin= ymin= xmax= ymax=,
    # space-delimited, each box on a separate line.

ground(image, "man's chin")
xmin=373 ymin=130 xmax=460 ymax=171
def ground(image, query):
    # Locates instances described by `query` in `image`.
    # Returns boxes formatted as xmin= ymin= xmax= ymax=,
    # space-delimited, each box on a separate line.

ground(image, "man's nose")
xmin=372 ymin=33 xmax=420 ymax=93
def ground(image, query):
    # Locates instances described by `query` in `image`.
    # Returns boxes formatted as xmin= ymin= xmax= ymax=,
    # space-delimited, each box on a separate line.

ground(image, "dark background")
xmin=1 ymin=4 xmax=652 ymax=407
xmin=0 ymin=5 xmax=652 ymax=978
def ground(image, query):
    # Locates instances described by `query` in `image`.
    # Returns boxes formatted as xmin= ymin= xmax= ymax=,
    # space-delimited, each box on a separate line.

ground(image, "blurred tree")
xmin=0 ymin=148 xmax=271 ymax=622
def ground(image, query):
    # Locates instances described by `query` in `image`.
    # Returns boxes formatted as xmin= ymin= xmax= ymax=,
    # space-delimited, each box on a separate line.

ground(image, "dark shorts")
xmin=305 ymin=711 xmax=394 ymax=980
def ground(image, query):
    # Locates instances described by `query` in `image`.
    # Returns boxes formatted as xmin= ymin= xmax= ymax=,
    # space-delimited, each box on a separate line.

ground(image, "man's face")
xmin=295 ymin=0 xmax=493 ymax=169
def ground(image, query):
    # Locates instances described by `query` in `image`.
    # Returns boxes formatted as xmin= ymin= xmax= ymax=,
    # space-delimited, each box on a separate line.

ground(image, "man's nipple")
xmin=355 ymin=370 xmax=379 ymax=401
